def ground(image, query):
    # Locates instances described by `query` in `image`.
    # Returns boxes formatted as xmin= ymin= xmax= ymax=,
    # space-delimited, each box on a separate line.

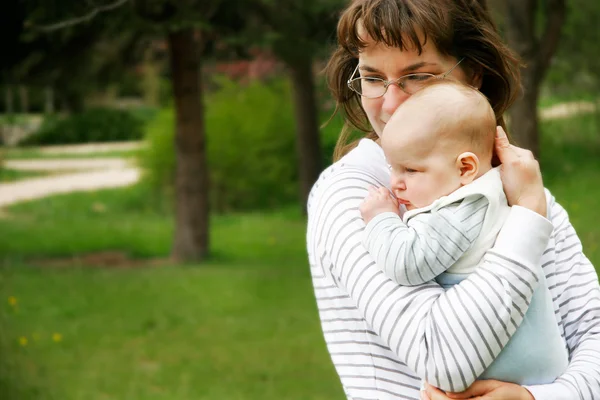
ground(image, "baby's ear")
xmin=456 ymin=152 xmax=480 ymax=184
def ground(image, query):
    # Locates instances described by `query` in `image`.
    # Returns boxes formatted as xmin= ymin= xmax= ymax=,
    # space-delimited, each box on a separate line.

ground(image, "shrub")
xmin=22 ymin=108 xmax=144 ymax=145
xmin=140 ymin=77 xmax=300 ymax=212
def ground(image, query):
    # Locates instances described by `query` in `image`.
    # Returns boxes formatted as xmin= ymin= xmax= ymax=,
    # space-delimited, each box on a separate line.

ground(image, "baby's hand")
xmin=360 ymin=186 xmax=400 ymax=224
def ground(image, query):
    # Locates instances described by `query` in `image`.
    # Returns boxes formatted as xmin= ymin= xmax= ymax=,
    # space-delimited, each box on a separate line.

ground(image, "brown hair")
xmin=326 ymin=0 xmax=521 ymax=161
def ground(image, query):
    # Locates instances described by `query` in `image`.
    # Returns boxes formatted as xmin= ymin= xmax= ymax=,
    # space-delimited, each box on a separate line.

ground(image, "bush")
xmin=22 ymin=108 xmax=144 ymax=145
xmin=140 ymin=77 xmax=300 ymax=212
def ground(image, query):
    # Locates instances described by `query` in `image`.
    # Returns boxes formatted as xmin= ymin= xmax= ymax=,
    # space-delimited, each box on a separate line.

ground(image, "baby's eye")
xmin=405 ymin=168 xmax=418 ymax=173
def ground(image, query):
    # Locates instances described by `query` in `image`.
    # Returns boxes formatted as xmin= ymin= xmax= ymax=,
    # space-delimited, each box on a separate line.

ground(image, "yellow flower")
xmin=8 ymin=296 xmax=17 ymax=306
xmin=19 ymin=336 xmax=28 ymax=346
xmin=92 ymin=202 xmax=106 ymax=213
xmin=52 ymin=333 xmax=62 ymax=343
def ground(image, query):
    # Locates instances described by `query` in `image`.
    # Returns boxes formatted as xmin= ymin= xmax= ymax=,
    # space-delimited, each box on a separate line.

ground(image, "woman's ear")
xmin=456 ymin=152 xmax=480 ymax=185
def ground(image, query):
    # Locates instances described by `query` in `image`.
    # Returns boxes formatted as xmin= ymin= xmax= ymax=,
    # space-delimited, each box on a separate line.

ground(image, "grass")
xmin=0 ymin=168 xmax=48 ymax=183
xmin=0 ymin=186 xmax=342 ymax=400
xmin=0 ymin=263 xmax=339 ymax=400
xmin=0 ymin=111 xmax=599 ymax=399
xmin=539 ymin=113 xmax=600 ymax=259
xmin=1 ymin=147 xmax=142 ymax=160
xmin=538 ymin=91 xmax=600 ymax=109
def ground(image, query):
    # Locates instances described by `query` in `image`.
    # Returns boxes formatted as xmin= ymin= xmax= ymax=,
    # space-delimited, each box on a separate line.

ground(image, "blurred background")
xmin=0 ymin=0 xmax=598 ymax=399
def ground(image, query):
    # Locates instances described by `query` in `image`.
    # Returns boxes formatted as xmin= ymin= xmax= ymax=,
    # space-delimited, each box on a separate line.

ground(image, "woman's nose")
xmin=382 ymin=84 xmax=410 ymax=117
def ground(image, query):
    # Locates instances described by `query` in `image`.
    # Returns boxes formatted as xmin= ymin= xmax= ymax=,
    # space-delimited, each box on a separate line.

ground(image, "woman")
xmin=306 ymin=1 xmax=600 ymax=399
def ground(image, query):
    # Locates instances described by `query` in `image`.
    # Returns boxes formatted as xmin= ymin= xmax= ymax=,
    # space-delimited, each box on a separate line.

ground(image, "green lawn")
xmin=0 ymin=188 xmax=342 ymax=400
xmin=0 ymin=112 xmax=599 ymax=399
xmin=0 ymin=168 xmax=48 ymax=182
xmin=1 ymin=147 xmax=142 ymax=160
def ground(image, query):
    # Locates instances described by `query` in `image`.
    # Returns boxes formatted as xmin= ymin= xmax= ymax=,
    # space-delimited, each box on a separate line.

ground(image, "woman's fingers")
xmin=424 ymin=383 xmax=453 ymax=400
xmin=494 ymin=126 xmax=536 ymax=162
xmin=493 ymin=126 xmax=547 ymax=216
xmin=446 ymin=380 xmax=501 ymax=398
xmin=494 ymin=126 xmax=516 ymax=163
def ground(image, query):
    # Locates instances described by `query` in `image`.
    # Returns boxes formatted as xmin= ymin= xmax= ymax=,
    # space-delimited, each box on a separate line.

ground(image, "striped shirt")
xmin=306 ymin=139 xmax=600 ymax=400
xmin=362 ymin=197 xmax=488 ymax=286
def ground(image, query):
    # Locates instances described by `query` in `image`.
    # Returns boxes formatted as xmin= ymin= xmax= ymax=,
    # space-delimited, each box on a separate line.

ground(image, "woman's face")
xmin=357 ymin=35 xmax=472 ymax=137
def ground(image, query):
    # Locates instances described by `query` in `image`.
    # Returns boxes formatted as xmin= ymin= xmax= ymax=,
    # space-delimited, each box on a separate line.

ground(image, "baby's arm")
xmin=360 ymin=188 xmax=488 ymax=286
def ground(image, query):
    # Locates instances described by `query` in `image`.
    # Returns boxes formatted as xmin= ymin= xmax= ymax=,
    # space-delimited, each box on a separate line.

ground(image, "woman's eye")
xmin=363 ymin=77 xmax=383 ymax=83
xmin=406 ymin=74 xmax=433 ymax=82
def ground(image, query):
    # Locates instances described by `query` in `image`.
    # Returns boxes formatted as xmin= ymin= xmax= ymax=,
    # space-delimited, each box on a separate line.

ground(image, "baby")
xmin=359 ymin=80 xmax=567 ymax=386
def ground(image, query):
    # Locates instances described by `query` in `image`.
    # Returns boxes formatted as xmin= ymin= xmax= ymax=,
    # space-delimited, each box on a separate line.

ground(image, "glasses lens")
xmin=351 ymin=78 xmax=385 ymax=98
xmin=401 ymin=74 xmax=436 ymax=94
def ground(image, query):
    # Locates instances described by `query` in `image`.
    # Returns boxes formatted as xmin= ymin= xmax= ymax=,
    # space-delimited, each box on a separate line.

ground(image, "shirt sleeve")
xmin=311 ymin=169 xmax=553 ymax=392
xmin=523 ymin=196 xmax=600 ymax=400
xmin=362 ymin=196 xmax=488 ymax=286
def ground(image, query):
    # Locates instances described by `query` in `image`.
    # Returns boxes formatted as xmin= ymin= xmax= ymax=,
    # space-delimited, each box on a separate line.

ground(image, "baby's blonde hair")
xmin=404 ymin=80 xmax=497 ymax=163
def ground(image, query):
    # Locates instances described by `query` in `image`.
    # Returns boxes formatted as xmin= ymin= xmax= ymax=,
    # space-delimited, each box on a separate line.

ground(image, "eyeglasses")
xmin=347 ymin=58 xmax=465 ymax=99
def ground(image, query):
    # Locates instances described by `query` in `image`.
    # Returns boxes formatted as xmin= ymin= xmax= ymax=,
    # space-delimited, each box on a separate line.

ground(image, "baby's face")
xmin=382 ymin=121 xmax=463 ymax=211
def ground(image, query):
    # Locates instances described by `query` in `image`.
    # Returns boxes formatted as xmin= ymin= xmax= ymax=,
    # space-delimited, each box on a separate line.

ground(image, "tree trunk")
xmin=505 ymin=0 xmax=566 ymax=158
xmin=63 ymin=89 xmax=85 ymax=113
xmin=508 ymin=71 xmax=539 ymax=154
xmin=288 ymin=56 xmax=322 ymax=214
xmin=5 ymin=85 xmax=13 ymax=115
xmin=45 ymin=86 xmax=54 ymax=114
xmin=19 ymin=85 xmax=29 ymax=114
xmin=167 ymin=29 xmax=209 ymax=262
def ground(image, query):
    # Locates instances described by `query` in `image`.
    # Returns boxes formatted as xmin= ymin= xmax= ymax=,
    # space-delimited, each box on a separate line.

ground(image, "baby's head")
xmin=381 ymin=80 xmax=496 ymax=210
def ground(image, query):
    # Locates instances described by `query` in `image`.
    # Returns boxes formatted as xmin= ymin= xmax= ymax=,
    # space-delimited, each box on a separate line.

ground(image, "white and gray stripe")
xmin=307 ymin=145 xmax=600 ymax=400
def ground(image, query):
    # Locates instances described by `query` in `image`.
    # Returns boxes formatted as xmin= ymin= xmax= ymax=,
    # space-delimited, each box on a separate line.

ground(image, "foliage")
xmin=21 ymin=108 xmax=145 ymax=145
xmin=543 ymin=0 xmax=600 ymax=98
xmin=244 ymin=0 xmax=344 ymax=64
xmin=140 ymin=77 xmax=300 ymax=212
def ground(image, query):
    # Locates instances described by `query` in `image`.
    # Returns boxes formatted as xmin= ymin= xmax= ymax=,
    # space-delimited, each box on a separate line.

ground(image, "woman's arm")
xmin=423 ymin=197 xmax=600 ymax=400
xmin=522 ymin=196 xmax=600 ymax=400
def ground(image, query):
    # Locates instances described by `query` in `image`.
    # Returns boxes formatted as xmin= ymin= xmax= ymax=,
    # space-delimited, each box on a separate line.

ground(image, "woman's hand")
xmin=495 ymin=126 xmax=547 ymax=217
xmin=421 ymin=381 xmax=534 ymax=400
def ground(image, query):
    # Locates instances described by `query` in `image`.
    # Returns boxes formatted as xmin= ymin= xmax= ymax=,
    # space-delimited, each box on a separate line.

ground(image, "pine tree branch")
xmin=31 ymin=0 xmax=129 ymax=32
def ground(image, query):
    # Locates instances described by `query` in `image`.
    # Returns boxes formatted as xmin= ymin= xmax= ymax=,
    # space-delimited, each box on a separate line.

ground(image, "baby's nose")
xmin=391 ymin=176 xmax=406 ymax=191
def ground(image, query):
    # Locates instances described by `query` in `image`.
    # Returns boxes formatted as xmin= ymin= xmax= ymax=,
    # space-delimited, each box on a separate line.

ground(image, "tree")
xmin=504 ymin=0 xmax=566 ymax=157
xmin=249 ymin=0 xmax=343 ymax=212
xmin=18 ymin=0 xmax=248 ymax=262
xmin=4 ymin=1 xmax=147 ymax=113
xmin=543 ymin=0 xmax=600 ymax=101
xmin=132 ymin=0 xmax=249 ymax=262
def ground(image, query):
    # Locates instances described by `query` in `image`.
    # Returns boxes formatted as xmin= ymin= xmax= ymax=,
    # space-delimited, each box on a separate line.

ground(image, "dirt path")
xmin=37 ymin=141 xmax=144 ymax=155
xmin=0 ymin=158 xmax=140 ymax=208
xmin=4 ymin=158 xmax=131 ymax=171
xmin=540 ymin=101 xmax=597 ymax=120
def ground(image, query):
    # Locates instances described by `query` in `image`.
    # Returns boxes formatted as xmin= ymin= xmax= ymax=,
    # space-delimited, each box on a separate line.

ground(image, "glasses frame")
xmin=347 ymin=58 xmax=465 ymax=99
